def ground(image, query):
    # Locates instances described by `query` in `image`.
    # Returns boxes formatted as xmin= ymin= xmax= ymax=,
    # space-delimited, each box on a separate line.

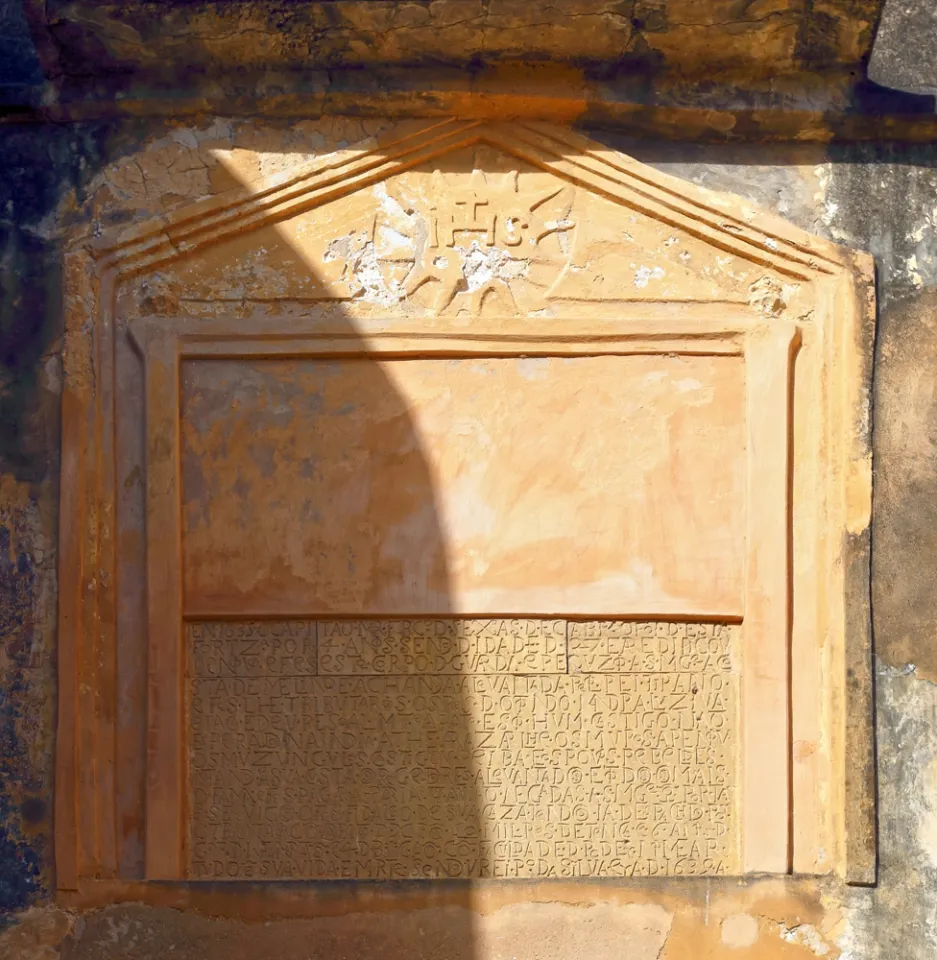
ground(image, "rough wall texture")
xmin=619 ymin=138 xmax=937 ymax=957
xmin=26 ymin=0 xmax=886 ymax=92
xmin=0 ymin=82 xmax=936 ymax=960
xmin=0 ymin=124 xmax=78 ymax=920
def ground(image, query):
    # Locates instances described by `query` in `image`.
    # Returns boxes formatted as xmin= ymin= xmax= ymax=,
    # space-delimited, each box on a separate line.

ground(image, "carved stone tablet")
xmin=187 ymin=620 xmax=739 ymax=880
xmin=55 ymin=119 xmax=875 ymax=896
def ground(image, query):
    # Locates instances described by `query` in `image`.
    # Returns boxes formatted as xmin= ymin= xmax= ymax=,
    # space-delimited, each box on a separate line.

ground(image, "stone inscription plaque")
xmin=57 ymin=121 xmax=873 ymax=891
xmin=187 ymin=620 xmax=739 ymax=880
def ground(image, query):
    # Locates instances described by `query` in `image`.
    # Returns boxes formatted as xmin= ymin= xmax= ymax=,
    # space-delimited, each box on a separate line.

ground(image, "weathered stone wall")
xmin=1 ymin=113 xmax=937 ymax=958
xmin=0 ymin=122 xmax=92 ymax=920
xmin=616 ymin=137 xmax=937 ymax=958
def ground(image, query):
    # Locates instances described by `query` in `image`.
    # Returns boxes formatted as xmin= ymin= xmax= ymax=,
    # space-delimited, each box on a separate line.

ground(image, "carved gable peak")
xmin=98 ymin=120 xmax=847 ymax=321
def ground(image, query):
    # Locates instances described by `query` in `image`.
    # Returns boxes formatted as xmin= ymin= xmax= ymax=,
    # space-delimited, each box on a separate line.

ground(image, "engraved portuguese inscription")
xmin=568 ymin=621 xmax=735 ymax=674
xmin=318 ymin=618 xmax=567 ymax=675
xmin=187 ymin=620 xmax=739 ymax=880
xmin=190 ymin=620 xmax=316 ymax=678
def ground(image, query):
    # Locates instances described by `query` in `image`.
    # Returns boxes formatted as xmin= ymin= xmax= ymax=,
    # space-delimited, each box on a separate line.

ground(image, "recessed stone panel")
xmin=186 ymin=619 xmax=739 ymax=880
xmin=179 ymin=354 xmax=746 ymax=619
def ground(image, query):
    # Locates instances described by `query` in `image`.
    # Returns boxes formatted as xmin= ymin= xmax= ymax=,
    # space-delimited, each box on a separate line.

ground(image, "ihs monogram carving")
xmin=425 ymin=169 xmax=573 ymax=249
xmin=391 ymin=168 xmax=576 ymax=315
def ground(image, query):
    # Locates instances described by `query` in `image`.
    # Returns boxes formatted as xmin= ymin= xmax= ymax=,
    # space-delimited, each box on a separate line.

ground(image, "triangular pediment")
xmin=97 ymin=120 xmax=845 ymax=319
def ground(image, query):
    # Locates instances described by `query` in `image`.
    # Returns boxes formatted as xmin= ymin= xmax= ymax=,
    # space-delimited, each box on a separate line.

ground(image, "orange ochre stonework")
xmin=53 ymin=120 xmax=872 ymax=912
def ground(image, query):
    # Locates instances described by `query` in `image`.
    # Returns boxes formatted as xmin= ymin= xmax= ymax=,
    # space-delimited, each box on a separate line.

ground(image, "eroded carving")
xmin=156 ymin=141 xmax=769 ymax=320
xmin=318 ymin=618 xmax=567 ymax=674
xmin=190 ymin=621 xmax=316 ymax=678
xmin=568 ymin=622 xmax=735 ymax=674
xmin=397 ymin=168 xmax=576 ymax=313
xmin=186 ymin=619 xmax=739 ymax=880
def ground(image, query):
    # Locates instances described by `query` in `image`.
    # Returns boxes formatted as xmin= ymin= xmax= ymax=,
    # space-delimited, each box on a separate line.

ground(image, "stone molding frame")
xmin=55 ymin=119 xmax=876 ymax=901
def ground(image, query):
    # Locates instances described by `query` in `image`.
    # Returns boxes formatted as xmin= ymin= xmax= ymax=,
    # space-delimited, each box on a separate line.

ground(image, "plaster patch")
xmin=779 ymin=922 xmax=831 ymax=956
xmin=349 ymin=241 xmax=402 ymax=305
xmin=324 ymin=232 xmax=402 ymax=305
xmin=373 ymin=181 xmax=410 ymax=220
xmin=375 ymin=224 xmax=413 ymax=255
xmin=476 ymin=901 xmax=673 ymax=960
xmin=440 ymin=469 xmax=498 ymax=539
xmin=721 ymin=913 xmax=759 ymax=948
xmin=633 ymin=264 xmax=665 ymax=288
xmin=516 ymin=357 xmax=550 ymax=381
xmin=814 ymin=162 xmax=843 ymax=240
xmin=460 ymin=241 xmax=529 ymax=290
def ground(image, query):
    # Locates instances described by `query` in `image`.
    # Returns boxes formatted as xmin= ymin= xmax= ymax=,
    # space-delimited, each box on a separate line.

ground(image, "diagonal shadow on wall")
xmin=104 ymin=138 xmax=484 ymax=960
